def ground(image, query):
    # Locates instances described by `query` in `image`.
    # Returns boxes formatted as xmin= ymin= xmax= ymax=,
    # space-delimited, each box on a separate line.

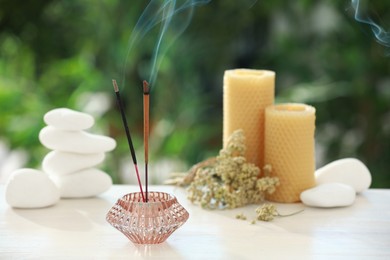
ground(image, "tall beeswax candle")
xmin=265 ymin=103 xmax=316 ymax=203
xmin=223 ymin=69 xmax=275 ymax=168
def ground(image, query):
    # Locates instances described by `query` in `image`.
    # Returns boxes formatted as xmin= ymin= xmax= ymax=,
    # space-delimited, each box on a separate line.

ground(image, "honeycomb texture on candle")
xmin=223 ymin=69 xmax=275 ymax=168
xmin=265 ymin=103 xmax=316 ymax=203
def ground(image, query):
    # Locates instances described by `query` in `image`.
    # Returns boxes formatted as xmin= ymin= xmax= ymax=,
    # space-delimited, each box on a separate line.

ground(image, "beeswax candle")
xmin=265 ymin=103 xmax=316 ymax=203
xmin=223 ymin=69 xmax=275 ymax=167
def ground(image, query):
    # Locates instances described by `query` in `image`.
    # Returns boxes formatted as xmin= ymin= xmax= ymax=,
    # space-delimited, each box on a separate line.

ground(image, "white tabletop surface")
xmin=1 ymin=185 xmax=389 ymax=259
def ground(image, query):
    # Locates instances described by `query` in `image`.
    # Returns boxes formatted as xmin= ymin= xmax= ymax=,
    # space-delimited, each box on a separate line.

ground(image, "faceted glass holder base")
xmin=106 ymin=191 xmax=189 ymax=244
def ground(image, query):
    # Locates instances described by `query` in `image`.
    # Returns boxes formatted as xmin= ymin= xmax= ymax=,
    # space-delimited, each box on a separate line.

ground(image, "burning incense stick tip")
xmin=143 ymin=80 xmax=150 ymax=94
xmin=112 ymin=79 xmax=119 ymax=92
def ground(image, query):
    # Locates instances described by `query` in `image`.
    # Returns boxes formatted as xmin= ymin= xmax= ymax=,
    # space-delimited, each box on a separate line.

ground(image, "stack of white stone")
xmin=300 ymin=158 xmax=372 ymax=208
xmin=39 ymin=108 xmax=116 ymax=198
xmin=5 ymin=108 xmax=117 ymax=209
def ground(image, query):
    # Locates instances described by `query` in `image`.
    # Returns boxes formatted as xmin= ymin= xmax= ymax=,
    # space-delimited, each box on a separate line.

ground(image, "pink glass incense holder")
xmin=106 ymin=191 xmax=189 ymax=244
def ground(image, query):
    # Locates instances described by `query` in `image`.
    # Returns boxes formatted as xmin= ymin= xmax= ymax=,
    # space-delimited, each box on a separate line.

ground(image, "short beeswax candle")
xmin=223 ymin=69 xmax=275 ymax=167
xmin=265 ymin=103 xmax=316 ymax=203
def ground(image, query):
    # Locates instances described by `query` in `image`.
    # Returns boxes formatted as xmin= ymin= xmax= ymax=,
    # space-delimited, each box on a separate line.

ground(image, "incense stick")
xmin=143 ymin=80 xmax=150 ymax=202
xmin=112 ymin=79 xmax=145 ymax=202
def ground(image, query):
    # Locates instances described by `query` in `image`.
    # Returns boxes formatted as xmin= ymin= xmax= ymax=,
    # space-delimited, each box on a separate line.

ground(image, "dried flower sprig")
xmin=235 ymin=204 xmax=304 ymax=223
xmin=255 ymin=203 xmax=304 ymax=222
xmin=235 ymin=213 xmax=247 ymax=220
xmin=186 ymin=129 xmax=280 ymax=209
xmin=255 ymin=203 xmax=278 ymax=221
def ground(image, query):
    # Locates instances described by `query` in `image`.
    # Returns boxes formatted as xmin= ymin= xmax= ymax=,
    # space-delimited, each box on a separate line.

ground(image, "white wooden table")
xmin=1 ymin=185 xmax=389 ymax=259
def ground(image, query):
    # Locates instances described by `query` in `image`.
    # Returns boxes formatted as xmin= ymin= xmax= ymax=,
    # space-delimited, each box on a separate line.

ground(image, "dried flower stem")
xmin=277 ymin=209 xmax=305 ymax=217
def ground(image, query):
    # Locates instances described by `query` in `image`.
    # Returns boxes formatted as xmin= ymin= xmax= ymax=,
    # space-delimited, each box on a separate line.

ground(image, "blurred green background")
xmin=0 ymin=0 xmax=389 ymax=187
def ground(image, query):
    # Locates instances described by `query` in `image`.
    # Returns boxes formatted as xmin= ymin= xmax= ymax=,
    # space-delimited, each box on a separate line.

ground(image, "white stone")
xmin=315 ymin=158 xmax=371 ymax=193
xmin=5 ymin=168 xmax=60 ymax=208
xmin=44 ymin=108 xmax=94 ymax=131
xmin=42 ymin=151 xmax=105 ymax=175
xmin=300 ymin=183 xmax=356 ymax=208
xmin=39 ymin=126 xmax=116 ymax=154
xmin=50 ymin=168 xmax=112 ymax=198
